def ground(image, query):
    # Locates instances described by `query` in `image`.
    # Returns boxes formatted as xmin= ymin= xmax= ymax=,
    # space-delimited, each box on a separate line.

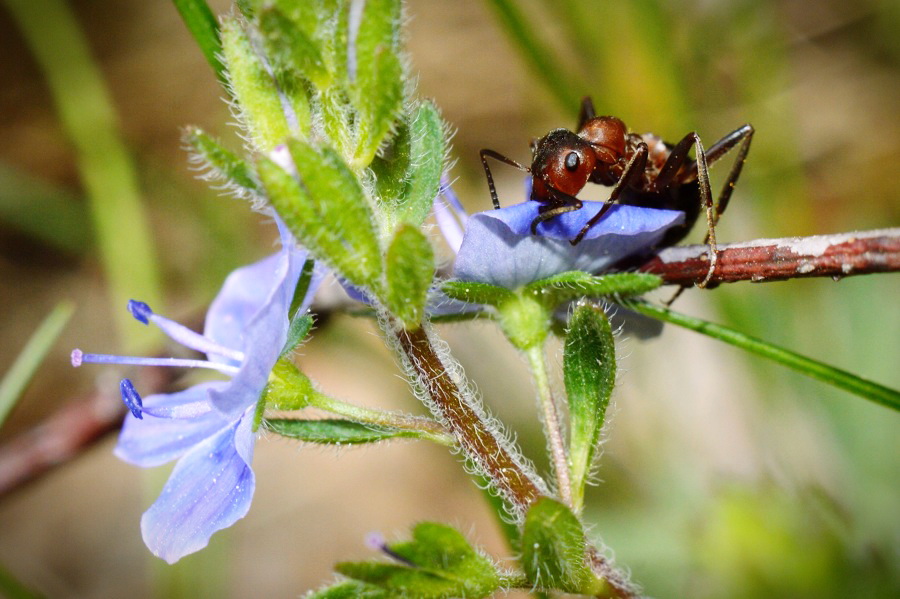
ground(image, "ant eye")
xmin=564 ymin=151 xmax=580 ymax=171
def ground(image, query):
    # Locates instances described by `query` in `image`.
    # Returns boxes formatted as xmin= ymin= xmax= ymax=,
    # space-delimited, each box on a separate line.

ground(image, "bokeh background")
xmin=0 ymin=0 xmax=898 ymax=597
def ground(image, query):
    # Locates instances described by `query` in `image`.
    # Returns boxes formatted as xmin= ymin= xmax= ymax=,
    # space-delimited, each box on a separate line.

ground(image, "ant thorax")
xmin=635 ymin=133 xmax=674 ymax=188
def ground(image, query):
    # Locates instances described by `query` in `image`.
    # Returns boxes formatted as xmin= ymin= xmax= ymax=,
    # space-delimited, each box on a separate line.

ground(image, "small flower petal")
xmin=453 ymin=201 xmax=684 ymax=288
xmin=203 ymin=252 xmax=285 ymax=363
xmin=203 ymin=215 xmax=316 ymax=369
xmin=114 ymin=383 xmax=231 ymax=467
xmin=140 ymin=412 xmax=255 ymax=564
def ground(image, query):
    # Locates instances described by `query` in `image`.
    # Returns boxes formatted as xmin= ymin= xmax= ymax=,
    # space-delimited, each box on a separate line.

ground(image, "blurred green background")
xmin=0 ymin=0 xmax=897 ymax=597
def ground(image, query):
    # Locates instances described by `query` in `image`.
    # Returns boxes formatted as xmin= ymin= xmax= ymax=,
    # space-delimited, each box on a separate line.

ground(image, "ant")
xmin=479 ymin=96 xmax=754 ymax=288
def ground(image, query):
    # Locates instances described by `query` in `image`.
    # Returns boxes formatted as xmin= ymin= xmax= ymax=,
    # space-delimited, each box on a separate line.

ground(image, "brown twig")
xmin=0 ymin=392 xmax=125 ymax=497
xmin=638 ymin=228 xmax=900 ymax=285
xmin=0 ymin=367 xmax=175 ymax=498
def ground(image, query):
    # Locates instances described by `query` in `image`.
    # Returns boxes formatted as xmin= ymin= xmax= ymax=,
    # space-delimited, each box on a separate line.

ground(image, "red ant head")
xmin=578 ymin=116 xmax=627 ymax=164
xmin=530 ymin=129 xmax=597 ymax=199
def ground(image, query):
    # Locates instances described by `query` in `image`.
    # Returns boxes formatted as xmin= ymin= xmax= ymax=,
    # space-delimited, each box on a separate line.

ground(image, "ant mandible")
xmin=479 ymin=96 xmax=754 ymax=287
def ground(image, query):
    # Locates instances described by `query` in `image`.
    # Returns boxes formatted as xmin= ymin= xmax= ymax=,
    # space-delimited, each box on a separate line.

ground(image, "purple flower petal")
xmin=204 ymin=216 xmax=313 ymax=364
xmin=140 ymin=411 xmax=256 ymax=564
xmin=114 ymin=383 xmax=230 ymax=468
xmin=204 ymin=252 xmax=284 ymax=363
xmin=453 ymin=201 xmax=684 ymax=288
xmin=207 ymin=217 xmax=322 ymax=416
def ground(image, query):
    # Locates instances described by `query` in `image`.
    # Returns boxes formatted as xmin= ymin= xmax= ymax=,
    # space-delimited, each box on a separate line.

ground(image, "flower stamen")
xmin=71 ymin=349 xmax=241 ymax=375
xmin=127 ymin=300 xmax=245 ymax=363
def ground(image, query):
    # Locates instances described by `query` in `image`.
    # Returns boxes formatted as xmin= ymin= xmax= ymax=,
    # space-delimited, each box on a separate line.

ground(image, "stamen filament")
xmin=74 ymin=351 xmax=240 ymax=375
xmin=149 ymin=315 xmax=245 ymax=362
xmin=127 ymin=300 xmax=244 ymax=362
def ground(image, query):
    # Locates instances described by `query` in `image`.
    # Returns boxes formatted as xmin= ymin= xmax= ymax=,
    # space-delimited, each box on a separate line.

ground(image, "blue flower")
xmin=437 ymin=177 xmax=684 ymax=289
xmin=72 ymin=216 xmax=322 ymax=563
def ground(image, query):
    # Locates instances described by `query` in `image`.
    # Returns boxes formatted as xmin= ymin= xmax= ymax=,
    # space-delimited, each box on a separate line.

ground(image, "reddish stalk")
xmin=638 ymin=228 xmax=900 ymax=285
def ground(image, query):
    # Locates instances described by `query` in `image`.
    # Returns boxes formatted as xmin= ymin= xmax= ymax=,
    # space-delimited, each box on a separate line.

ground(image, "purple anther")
xmin=127 ymin=300 xmax=153 ymax=325
xmin=120 ymin=379 xmax=144 ymax=419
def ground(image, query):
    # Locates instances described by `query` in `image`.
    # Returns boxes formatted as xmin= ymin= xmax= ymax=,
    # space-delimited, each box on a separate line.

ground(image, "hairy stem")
xmin=524 ymin=345 xmax=572 ymax=507
xmin=391 ymin=321 xmax=546 ymax=515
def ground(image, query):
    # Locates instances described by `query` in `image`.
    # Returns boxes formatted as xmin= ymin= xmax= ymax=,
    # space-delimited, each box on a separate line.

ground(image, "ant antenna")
xmin=479 ymin=149 xmax=530 ymax=209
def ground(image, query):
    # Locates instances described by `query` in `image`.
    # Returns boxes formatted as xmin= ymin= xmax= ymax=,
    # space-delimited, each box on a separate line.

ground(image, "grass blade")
xmin=0 ymin=302 xmax=75 ymax=430
xmin=623 ymin=299 xmax=900 ymax=411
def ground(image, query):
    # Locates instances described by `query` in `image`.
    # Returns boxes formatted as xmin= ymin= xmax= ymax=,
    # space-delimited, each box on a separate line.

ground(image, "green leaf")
xmin=351 ymin=0 xmax=403 ymax=167
xmin=441 ymin=281 xmax=515 ymax=307
xmin=258 ymin=152 xmax=377 ymax=288
xmin=279 ymin=312 xmax=314 ymax=359
xmin=336 ymin=522 xmax=501 ymax=599
xmin=623 ymin=300 xmax=900 ymax=412
xmin=257 ymin=157 xmax=347 ymax=276
xmin=287 ymin=139 xmax=382 ymax=283
xmin=1 ymin=302 xmax=74 ymax=430
xmin=321 ymin=0 xmax=349 ymax=85
xmin=523 ymin=271 xmax=662 ymax=308
xmin=266 ymin=419 xmax=422 ymax=444
xmin=235 ymin=0 xmax=254 ymax=18
xmin=370 ymin=120 xmax=411 ymax=203
xmin=384 ymin=225 xmax=435 ymax=327
xmin=258 ymin=6 xmax=328 ymax=87
xmin=371 ymin=101 xmax=446 ymax=229
xmin=289 ymin=258 xmax=317 ymax=316
xmin=306 ymin=581 xmax=386 ymax=599
xmin=564 ymin=303 xmax=616 ymax=512
xmin=220 ymin=18 xmax=290 ymax=150
xmin=171 ymin=0 xmax=225 ymax=83
xmin=391 ymin=102 xmax=445 ymax=227
xmin=520 ymin=498 xmax=608 ymax=595
xmin=184 ymin=127 xmax=258 ymax=194
xmin=264 ymin=359 xmax=318 ymax=412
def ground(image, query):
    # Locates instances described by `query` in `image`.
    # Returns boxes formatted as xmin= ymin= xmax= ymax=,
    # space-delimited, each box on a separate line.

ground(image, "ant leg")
xmin=569 ymin=143 xmax=649 ymax=245
xmin=480 ymin=149 xmax=530 ymax=210
xmin=675 ymin=124 xmax=754 ymax=237
xmin=578 ymin=96 xmax=597 ymax=129
xmin=652 ymin=132 xmax=697 ymax=191
xmin=650 ymin=132 xmax=717 ymax=287
xmin=530 ymin=199 xmax=583 ymax=234
xmin=705 ymin=125 xmax=753 ymax=234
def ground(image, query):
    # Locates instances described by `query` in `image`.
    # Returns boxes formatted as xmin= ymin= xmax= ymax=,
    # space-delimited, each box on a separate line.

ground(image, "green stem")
xmin=623 ymin=299 xmax=900 ymax=411
xmin=525 ymin=345 xmax=572 ymax=508
xmin=4 ymin=0 xmax=162 ymax=349
xmin=268 ymin=360 xmax=454 ymax=445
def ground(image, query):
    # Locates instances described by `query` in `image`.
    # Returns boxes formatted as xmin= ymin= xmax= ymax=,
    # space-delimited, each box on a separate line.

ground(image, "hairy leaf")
xmin=564 ymin=303 xmax=616 ymax=511
xmin=384 ymin=225 xmax=435 ymax=327
xmin=521 ymin=498 xmax=607 ymax=594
